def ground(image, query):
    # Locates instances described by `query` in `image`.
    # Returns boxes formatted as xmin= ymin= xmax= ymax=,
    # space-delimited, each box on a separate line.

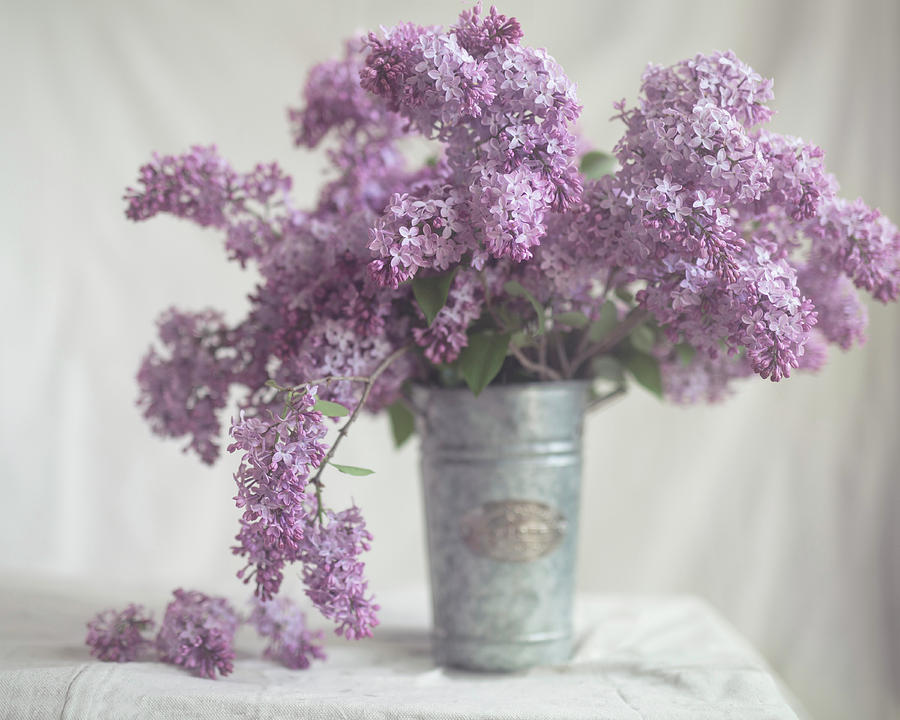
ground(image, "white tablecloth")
xmin=0 ymin=578 xmax=804 ymax=719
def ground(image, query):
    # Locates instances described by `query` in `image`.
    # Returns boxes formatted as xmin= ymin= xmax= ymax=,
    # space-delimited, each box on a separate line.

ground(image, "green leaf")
xmin=387 ymin=400 xmax=415 ymax=448
xmin=457 ymin=331 xmax=511 ymax=396
xmin=412 ymin=269 xmax=458 ymax=326
xmin=510 ymin=330 xmax=534 ymax=348
xmin=496 ymin=306 xmax=524 ymax=332
xmin=675 ymin=342 xmax=696 ymax=366
xmin=555 ymin=311 xmax=589 ymax=329
xmin=580 ymin=150 xmax=617 ymax=179
xmin=623 ymin=352 xmax=663 ymax=398
xmin=436 ymin=364 xmax=463 ymax=388
xmin=614 ymin=287 xmax=634 ymax=303
xmin=313 ymin=399 xmax=350 ymax=417
xmin=588 ymin=301 xmax=618 ymax=342
xmin=329 ymin=462 xmax=375 ymax=476
xmin=503 ymin=281 xmax=545 ymax=334
xmin=591 ymin=355 xmax=626 ymax=384
xmin=629 ymin=323 xmax=656 ymax=353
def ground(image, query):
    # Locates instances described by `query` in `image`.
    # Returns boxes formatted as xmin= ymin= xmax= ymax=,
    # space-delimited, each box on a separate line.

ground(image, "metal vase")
xmin=414 ymin=381 xmax=588 ymax=672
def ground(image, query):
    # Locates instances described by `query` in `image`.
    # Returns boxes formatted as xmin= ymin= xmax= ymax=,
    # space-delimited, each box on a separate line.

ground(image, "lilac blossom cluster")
xmin=297 ymin=503 xmax=379 ymax=639
xmin=537 ymin=50 xmax=899 ymax=397
xmin=155 ymin=589 xmax=240 ymax=679
xmin=85 ymin=604 xmax=155 ymax=662
xmin=413 ymin=270 xmax=484 ymax=363
xmin=136 ymin=309 xmax=242 ymax=464
xmin=227 ymin=393 xmax=378 ymax=639
xmin=248 ymin=595 xmax=327 ymax=669
xmin=229 ymin=390 xmax=327 ymax=601
xmin=123 ymin=3 xmax=900 ymax=667
xmin=360 ymin=4 xmax=582 ymax=282
xmin=125 ymin=145 xmax=293 ymax=266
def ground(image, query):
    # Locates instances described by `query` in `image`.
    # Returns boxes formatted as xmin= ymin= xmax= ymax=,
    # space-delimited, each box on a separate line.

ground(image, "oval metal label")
xmin=460 ymin=500 xmax=567 ymax=562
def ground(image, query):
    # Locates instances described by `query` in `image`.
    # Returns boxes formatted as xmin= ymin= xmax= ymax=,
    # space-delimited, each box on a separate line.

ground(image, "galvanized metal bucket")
xmin=413 ymin=381 xmax=589 ymax=672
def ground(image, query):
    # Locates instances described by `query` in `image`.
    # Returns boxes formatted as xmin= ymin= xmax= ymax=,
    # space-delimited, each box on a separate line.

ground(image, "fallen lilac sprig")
xmin=156 ymin=589 xmax=240 ymax=679
xmin=85 ymin=604 xmax=155 ymax=662
xmin=248 ymin=595 xmax=327 ymax=669
xmin=86 ymin=590 xmax=330 ymax=679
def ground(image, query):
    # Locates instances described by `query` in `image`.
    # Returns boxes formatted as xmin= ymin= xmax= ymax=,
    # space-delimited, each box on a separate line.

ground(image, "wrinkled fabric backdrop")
xmin=1 ymin=1 xmax=898 ymax=718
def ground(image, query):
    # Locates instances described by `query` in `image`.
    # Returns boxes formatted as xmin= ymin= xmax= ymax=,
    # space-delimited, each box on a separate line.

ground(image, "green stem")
xmin=570 ymin=307 xmax=650 ymax=374
xmin=480 ymin=269 xmax=563 ymax=382
xmin=306 ymin=343 xmax=413 ymax=522
xmin=509 ymin=343 xmax=563 ymax=381
xmin=554 ymin=333 xmax=572 ymax=379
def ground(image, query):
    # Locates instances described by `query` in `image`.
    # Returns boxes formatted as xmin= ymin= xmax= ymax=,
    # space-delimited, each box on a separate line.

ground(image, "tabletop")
xmin=0 ymin=578 xmax=805 ymax=720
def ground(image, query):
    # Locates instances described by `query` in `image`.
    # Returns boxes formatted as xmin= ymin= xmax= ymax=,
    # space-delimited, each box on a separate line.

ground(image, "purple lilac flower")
xmin=124 ymin=145 xmax=235 ymax=227
xmin=299 ymin=503 xmax=379 ymax=640
xmin=797 ymin=262 xmax=868 ymax=349
xmin=367 ymin=183 xmax=468 ymax=288
xmin=124 ymin=145 xmax=293 ymax=266
xmin=248 ymin=596 xmax=326 ymax=669
xmin=230 ymin=393 xmax=381 ymax=637
xmin=660 ymin=351 xmax=753 ymax=404
xmin=288 ymin=310 xmax=408 ymax=412
xmin=229 ymin=390 xmax=328 ymax=601
xmin=156 ymin=589 xmax=239 ymax=679
xmin=806 ymin=195 xmax=900 ymax=302
xmin=289 ymin=37 xmax=408 ymax=170
xmin=571 ymin=52 xmax=800 ymax=373
xmin=453 ymin=4 xmax=523 ymax=55
xmin=413 ymin=269 xmax=484 ymax=363
xmin=137 ymin=309 xmax=240 ymax=464
xmin=85 ymin=604 xmax=155 ymax=662
xmin=548 ymin=49 xmax=900 ymax=390
xmin=360 ymin=7 xmax=582 ymax=278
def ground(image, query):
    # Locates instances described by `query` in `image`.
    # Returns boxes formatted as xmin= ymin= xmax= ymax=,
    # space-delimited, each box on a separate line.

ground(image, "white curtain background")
xmin=2 ymin=1 xmax=898 ymax=718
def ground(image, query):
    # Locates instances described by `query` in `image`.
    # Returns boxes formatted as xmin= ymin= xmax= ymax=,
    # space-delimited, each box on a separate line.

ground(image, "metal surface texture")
xmin=414 ymin=381 xmax=588 ymax=672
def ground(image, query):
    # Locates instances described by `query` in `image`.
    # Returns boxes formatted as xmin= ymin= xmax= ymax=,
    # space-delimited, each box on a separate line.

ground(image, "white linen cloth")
xmin=0 ymin=579 xmax=804 ymax=720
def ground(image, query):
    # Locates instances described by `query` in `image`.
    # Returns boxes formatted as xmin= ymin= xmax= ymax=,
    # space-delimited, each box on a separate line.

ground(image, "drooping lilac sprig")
xmin=137 ymin=309 xmax=240 ymax=464
xmin=125 ymin=145 xmax=293 ymax=266
xmin=248 ymin=595 xmax=326 ymax=669
xmin=125 ymin=145 xmax=236 ymax=228
xmin=226 ymin=343 xmax=409 ymax=639
xmin=259 ymin=346 xmax=409 ymax=635
xmin=229 ymin=389 xmax=328 ymax=601
xmin=298 ymin=502 xmax=379 ymax=639
xmin=156 ymin=589 xmax=239 ymax=679
xmin=85 ymin=604 xmax=155 ymax=662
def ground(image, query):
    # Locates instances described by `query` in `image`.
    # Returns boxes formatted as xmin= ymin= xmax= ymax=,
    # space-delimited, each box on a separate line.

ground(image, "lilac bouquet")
xmin=114 ymin=4 xmax=900 ymax=668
